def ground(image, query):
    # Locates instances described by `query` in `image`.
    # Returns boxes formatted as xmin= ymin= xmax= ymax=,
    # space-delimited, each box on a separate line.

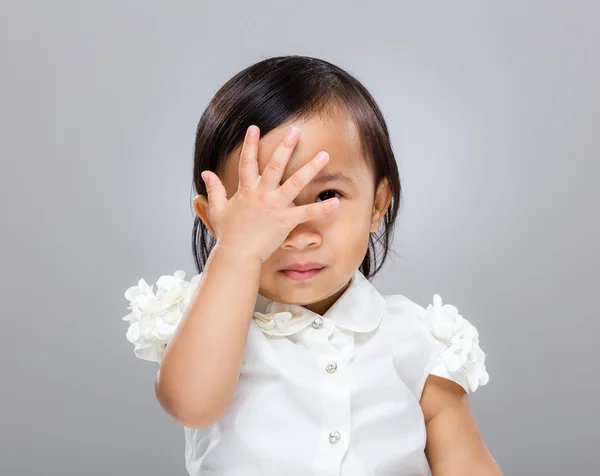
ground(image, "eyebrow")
xmin=310 ymin=171 xmax=357 ymax=187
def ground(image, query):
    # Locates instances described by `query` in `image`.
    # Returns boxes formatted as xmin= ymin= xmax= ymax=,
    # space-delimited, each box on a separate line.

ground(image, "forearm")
xmin=155 ymin=244 xmax=262 ymax=427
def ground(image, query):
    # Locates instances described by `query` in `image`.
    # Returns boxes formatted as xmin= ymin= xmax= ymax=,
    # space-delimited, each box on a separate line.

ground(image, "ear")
xmin=193 ymin=194 xmax=216 ymax=238
xmin=370 ymin=178 xmax=392 ymax=233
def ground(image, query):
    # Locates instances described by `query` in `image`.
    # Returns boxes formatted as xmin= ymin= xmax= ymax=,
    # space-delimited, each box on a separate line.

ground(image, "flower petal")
xmin=125 ymin=322 xmax=140 ymax=344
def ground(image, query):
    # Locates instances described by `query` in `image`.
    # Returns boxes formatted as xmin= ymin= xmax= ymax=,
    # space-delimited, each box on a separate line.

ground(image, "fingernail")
xmin=316 ymin=152 xmax=329 ymax=163
xmin=201 ymin=171 xmax=210 ymax=183
xmin=247 ymin=125 xmax=258 ymax=137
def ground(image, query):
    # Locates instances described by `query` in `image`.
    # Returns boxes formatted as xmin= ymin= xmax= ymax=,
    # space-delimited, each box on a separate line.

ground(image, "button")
xmin=311 ymin=317 xmax=324 ymax=329
xmin=329 ymin=430 xmax=341 ymax=444
xmin=325 ymin=362 xmax=338 ymax=373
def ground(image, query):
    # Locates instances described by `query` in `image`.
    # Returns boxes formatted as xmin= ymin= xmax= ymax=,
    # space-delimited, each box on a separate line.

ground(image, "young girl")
xmin=154 ymin=55 xmax=501 ymax=475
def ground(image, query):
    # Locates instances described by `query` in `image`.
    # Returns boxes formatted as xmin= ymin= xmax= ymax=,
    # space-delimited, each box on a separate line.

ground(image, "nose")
xmin=280 ymin=223 xmax=322 ymax=251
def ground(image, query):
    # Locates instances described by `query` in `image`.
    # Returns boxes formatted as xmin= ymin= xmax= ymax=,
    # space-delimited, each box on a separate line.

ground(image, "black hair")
xmin=191 ymin=55 xmax=402 ymax=279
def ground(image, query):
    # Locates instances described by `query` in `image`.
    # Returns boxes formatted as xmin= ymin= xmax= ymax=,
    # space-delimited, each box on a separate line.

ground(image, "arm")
xmin=154 ymin=244 xmax=262 ymax=428
xmin=421 ymin=375 xmax=502 ymax=476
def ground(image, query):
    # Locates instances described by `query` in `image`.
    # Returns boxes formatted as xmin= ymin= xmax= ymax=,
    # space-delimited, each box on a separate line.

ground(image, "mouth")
xmin=279 ymin=264 xmax=325 ymax=281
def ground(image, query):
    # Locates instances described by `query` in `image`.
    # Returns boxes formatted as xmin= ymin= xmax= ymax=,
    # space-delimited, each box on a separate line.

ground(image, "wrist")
xmin=212 ymin=243 xmax=264 ymax=268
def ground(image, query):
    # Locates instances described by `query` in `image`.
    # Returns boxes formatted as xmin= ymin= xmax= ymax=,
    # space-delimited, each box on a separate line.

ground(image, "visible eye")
xmin=316 ymin=190 xmax=343 ymax=202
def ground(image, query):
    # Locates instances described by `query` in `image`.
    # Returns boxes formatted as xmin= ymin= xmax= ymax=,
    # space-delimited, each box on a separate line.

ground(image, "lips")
xmin=280 ymin=268 xmax=324 ymax=281
xmin=280 ymin=263 xmax=325 ymax=272
xmin=279 ymin=262 xmax=325 ymax=281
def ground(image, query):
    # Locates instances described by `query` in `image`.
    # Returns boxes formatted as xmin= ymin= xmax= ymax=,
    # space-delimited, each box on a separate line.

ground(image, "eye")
xmin=316 ymin=190 xmax=343 ymax=202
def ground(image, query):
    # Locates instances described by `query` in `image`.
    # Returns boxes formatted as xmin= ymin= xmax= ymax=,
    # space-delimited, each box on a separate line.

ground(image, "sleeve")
xmin=123 ymin=271 xmax=203 ymax=364
xmin=388 ymin=295 xmax=448 ymax=401
xmin=418 ymin=294 xmax=490 ymax=394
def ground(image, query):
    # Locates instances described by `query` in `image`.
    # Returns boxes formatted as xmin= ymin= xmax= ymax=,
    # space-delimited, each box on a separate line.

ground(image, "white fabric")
xmin=183 ymin=269 xmax=487 ymax=475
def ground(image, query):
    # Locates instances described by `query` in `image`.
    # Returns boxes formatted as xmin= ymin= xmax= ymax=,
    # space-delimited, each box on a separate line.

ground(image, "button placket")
xmin=318 ymin=353 xmax=350 ymax=470
xmin=311 ymin=325 xmax=353 ymax=472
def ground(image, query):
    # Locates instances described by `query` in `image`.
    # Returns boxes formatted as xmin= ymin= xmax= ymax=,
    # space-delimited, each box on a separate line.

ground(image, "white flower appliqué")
xmin=123 ymin=270 xmax=201 ymax=363
xmin=422 ymin=294 xmax=490 ymax=392
xmin=252 ymin=302 xmax=315 ymax=336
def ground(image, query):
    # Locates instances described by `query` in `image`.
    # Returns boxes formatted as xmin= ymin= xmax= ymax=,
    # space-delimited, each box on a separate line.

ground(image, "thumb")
xmin=201 ymin=171 xmax=228 ymax=213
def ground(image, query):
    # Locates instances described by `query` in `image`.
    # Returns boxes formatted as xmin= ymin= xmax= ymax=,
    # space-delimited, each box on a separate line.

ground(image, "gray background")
xmin=1 ymin=1 xmax=598 ymax=475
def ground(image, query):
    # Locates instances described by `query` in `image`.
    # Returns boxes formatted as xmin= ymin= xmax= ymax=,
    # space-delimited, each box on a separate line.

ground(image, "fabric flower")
xmin=123 ymin=270 xmax=201 ymax=362
xmin=422 ymin=294 xmax=490 ymax=392
xmin=252 ymin=302 xmax=316 ymax=336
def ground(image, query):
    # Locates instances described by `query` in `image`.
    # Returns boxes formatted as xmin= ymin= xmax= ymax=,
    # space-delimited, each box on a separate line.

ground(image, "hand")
xmin=201 ymin=125 xmax=340 ymax=263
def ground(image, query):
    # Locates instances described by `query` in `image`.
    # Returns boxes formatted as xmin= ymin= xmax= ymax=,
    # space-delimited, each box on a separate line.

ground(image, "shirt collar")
xmin=252 ymin=269 xmax=386 ymax=336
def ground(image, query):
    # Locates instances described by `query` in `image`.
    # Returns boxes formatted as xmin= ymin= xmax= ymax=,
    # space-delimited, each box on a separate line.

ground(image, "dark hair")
xmin=191 ymin=55 xmax=402 ymax=280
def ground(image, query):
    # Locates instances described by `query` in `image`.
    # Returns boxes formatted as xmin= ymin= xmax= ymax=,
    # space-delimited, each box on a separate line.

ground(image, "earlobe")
xmin=193 ymin=195 xmax=215 ymax=237
xmin=370 ymin=178 xmax=392 ymax=233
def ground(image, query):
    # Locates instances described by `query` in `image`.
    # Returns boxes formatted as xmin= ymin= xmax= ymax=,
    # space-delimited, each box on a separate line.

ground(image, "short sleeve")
xmin=387 ymin=295 xmax=448 ymax=400
xmin=123 ymin=271 xmax=202 ymax=364
xmin=418 ymin=294 xmax=490 ymax=394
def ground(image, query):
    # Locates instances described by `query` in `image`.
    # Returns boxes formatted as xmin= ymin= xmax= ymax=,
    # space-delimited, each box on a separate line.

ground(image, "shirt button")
xmin=329 ymin=430 xmax=341 ymax=444
xmin=311 ymin=317 xmax=324 ymax=329
xmin=325 ymin=361 xmax=338 ymax=373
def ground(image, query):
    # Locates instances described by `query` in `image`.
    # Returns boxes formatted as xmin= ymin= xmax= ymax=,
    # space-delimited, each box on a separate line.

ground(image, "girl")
xmin=154 ymin=55 xmax=501 ymax=475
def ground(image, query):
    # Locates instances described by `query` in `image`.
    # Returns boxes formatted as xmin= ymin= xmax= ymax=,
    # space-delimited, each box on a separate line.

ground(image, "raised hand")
xmin=201 ymin=125 xmax=339 ymax=263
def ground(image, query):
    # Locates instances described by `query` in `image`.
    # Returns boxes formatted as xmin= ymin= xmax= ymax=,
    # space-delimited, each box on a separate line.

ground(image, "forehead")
xmin=221 ymin=108 xmax=372 ymax=191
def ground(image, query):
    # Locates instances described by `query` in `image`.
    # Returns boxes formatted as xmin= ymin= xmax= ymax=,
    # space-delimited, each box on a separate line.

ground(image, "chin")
xmin=272 ymin=287 xmax=324 ymax=306
xmin=259 ymin=274 xmax=324 ymax=305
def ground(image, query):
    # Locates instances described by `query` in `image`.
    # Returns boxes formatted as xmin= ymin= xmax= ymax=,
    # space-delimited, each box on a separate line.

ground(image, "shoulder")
xmin=381 ymin=292 xmax=429 ymax=329
xmin=383 ymin=292 xmax=490 ymax=397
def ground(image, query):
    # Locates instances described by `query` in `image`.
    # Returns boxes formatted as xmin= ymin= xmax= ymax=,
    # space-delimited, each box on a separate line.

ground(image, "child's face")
xmin=218 ymin=107 xmax=392 ymax=315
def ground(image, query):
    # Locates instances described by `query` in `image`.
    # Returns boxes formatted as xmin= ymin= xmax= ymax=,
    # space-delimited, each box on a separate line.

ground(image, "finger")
xmin=287 ymin=195 xmax=340 ymax=225
xmin=277 ymin=151 xmax=329 ymax=204
xmin=259 ymin=126 xmax=300 ymax=190
xmin=238 ymin=125 xmax=260 ymax=189
xmin=201 ymin=171 xmax=228 ymax=213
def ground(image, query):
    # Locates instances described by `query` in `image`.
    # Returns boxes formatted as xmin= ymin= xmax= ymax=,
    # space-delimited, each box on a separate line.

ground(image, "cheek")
xmin=328 ymin=209 xmax=373 ymax=247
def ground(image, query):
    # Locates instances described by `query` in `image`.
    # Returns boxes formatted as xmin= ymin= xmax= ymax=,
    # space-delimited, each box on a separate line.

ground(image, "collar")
xmin=252 ymin=269 xmax=386 ymax=337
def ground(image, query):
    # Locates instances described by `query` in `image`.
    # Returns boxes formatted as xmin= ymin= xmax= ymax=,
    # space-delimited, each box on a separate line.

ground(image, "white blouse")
xmin=183 ymin=269 xmax=489 ymax=476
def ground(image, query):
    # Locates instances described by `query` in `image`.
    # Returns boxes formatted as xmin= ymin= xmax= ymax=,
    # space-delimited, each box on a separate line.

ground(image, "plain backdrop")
xmin=2 ymin=1 xmax=598 ymax=475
